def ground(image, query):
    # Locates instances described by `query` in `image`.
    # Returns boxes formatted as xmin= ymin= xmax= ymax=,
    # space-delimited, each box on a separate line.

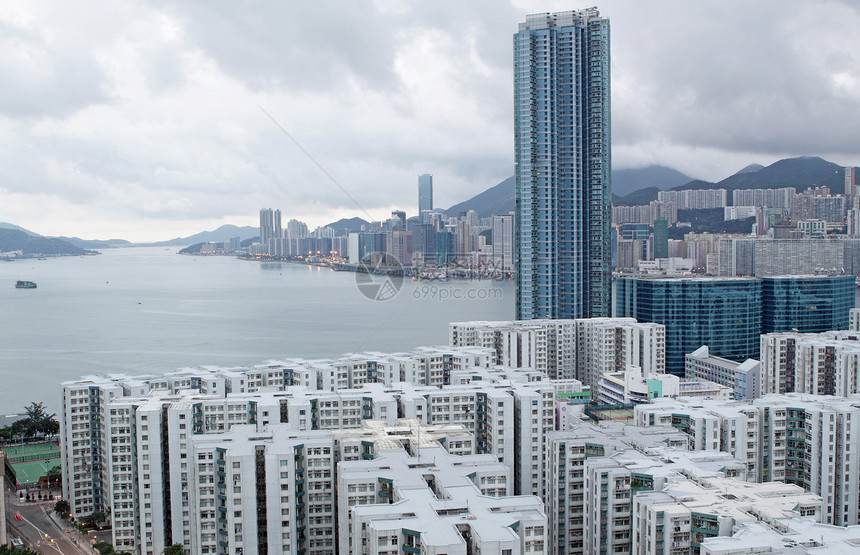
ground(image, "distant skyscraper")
xmin=847 ymin=166 xmax=857 ymax=209
xmin=259 ymin=208 xmax=282 ymax=246
xmin=418 ymin=174 xmax=433 ymax=214
xmin=514 ymin=9 xmax=611 ymax=319
xmin=492 ymin=214 xmax=514 ymax=271
xmin=653 ymin=218 xmax=669 ymax=259
xmin=287 ymin=218 xmax=308 ymax=239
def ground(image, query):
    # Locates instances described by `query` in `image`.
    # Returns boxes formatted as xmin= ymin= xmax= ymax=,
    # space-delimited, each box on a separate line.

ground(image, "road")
xmin=4 ymin=488 xmax=95 ymax=554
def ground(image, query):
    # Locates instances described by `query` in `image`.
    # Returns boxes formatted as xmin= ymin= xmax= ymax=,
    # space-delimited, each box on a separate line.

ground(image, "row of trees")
xmin=0 ymin=402 xmax=59 ymax=442
xmin=0 ymin=547 xmax=39 ymax=555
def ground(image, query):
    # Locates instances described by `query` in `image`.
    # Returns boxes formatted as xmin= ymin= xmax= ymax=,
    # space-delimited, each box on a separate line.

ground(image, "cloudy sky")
xmin=2 ymin=0 xmax=859 ymax=242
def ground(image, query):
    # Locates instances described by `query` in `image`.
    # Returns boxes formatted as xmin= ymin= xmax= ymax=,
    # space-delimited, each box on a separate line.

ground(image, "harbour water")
xmin=0 ymin=247 xmax=514 ymax=414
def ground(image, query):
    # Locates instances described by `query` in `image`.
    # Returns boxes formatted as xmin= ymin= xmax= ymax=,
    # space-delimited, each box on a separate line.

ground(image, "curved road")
xmin=5 ymin=488 xmax=95 ymax=554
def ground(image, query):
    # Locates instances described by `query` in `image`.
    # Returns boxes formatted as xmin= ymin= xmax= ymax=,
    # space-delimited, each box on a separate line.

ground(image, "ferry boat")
xmin=15 ymin=280 xmax=37 ymax=289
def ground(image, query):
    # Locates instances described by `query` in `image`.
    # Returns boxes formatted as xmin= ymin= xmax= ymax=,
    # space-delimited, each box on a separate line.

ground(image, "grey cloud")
xmin=609 ymin=0 xmax=860 ymax=161
xmin=0 ymin=21 xmax=109 ymax=118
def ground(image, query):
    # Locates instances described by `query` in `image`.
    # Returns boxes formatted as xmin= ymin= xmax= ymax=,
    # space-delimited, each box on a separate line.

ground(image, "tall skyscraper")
xmin=418 ymin=173 xmax=433 ymax=214
xmin=514 ymin=9 xmax=611 ymax=319
xmin=259 ymin=208 xmax=282 ymax=246
xmin=492 ymin=213 xmax=514 ymax=271
xmin=847 ymin=166 xmax=857 ymax=209
xmin=653 ymin=218 xmax=669 ymax=259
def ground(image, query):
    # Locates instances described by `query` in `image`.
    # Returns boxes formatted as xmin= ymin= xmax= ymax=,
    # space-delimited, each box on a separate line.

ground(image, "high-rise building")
xmin=616 ymin=277 xmax=762 ymax=375
xmin=449 ymin=318 xmax=664 ymax=385
xmin=761 ymin=275 xmax=854 ymax=333
xmin=286 ymin=218 xmax=308 ymax=239
xmin=391 ymin=210 xmax=406 ymax=230
xmin=492 ymin=213 xmax=514 ymax=271
xmin=259 ymin=208 xmax=282 ymax=247
xmin=653 ymin=218 xmax=669 ymax=259
xmin=657 ymin=189 xmax=728 ymax=209
xmin=635 ymin=394 xmax=860 ymax=526
xmin=418 ymin=173 xmax=433 ymax=214
xmin=514 ymin=9 xmax=611 ymax=319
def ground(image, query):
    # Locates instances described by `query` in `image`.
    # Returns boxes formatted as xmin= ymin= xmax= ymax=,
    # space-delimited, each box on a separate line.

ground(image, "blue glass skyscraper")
xmin=616 ymin=276 xmax=763 ymax=376
xmin=761 ymin=275 xmax=854 ymax=333
xmin=418 ymin=174 xmax=433 ymax=215
xmin=514 ymin=9 xmax=612 ymax=319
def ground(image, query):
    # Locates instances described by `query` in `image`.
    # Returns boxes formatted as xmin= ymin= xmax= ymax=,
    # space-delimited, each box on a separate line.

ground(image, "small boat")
xmin=15 ymin=280 xmax=37 ymax=289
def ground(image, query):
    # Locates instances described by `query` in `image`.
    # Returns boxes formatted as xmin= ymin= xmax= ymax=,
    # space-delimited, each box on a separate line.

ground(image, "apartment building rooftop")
xmin=341 ymin=447 xmax=546 ymax=549
xmin=701 ymin=518 xmax=860 ymax=554
xmin=331 ymin=418 xmax=474 ymax=453
xmin=638 ymin=478 xmax=821 ymax=527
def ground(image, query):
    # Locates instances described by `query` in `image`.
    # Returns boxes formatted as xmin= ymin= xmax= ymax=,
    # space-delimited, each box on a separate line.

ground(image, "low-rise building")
xmin=686 ymin=345 xmax=761 ymax=399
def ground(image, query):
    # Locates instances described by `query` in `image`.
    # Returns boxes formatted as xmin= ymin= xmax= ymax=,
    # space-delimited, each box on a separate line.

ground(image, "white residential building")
xmin=575 ymin=319 xmax=666 ymax=386
xmin=701 ymin=518 xmax=860 ymax=554
xmin=634 ymin=394 xmax=860 ymax=526
xmin=392 ymin=380 xmax=555 ymax=497
xmin=633 ymin=478 xmax=821 ymax=555
xmin=449 ymin=320 xmax=576 ymax=379
xmin=761 ymin=331 xmax=860 ymax=396
xmin=338 ymin=446 xmax=547 ymax=555
xmin=449 ymin=318 xmax=665 ymax=385
xmin=192 ymin=425 xmax=336 ymax=555
xmin=545 ymin=419 xmax=750 ymax=555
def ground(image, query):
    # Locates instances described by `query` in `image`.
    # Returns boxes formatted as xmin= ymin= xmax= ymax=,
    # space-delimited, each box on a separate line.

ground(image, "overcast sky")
xmin=2 ymin=0 xmax=859 ymax=242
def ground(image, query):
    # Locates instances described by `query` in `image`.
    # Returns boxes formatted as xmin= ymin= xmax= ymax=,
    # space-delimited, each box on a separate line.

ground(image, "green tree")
xmin=54 ymin=499 xmax=70 ymax=517
xmin=22 ymin=401 xmax=59 ymax=437
xmin=82 ymin=511 xmax=107 ymax=529
xmin=0 ymin=546 xmax=40 ymax=554
xmin=24 ymin=401 xmax=48 ymax=422
xmin=47 ymin=465 xmax=62 ymax=487
xmin=164 ymin=545 xmax=184 ymax=555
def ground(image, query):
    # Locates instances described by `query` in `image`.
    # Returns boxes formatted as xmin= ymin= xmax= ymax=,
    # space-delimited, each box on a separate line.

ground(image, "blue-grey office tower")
xmin=418 ymin=174 xmax=433 ymax=214
xmin=514 ymin=9 xmax=612 ymax=319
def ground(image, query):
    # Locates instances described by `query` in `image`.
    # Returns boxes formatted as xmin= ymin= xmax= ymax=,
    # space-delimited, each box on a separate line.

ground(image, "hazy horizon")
xmin=2 ymin=1 xmax=859 ymax=242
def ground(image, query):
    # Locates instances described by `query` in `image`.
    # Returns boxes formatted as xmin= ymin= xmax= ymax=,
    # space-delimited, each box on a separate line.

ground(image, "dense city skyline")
xmin=1 ymin=1 xmax=859 ymax=241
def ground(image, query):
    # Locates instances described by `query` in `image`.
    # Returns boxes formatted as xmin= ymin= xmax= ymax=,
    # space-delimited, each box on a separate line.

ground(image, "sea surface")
xmin=0 ymin=247 xmax=514 ymax=414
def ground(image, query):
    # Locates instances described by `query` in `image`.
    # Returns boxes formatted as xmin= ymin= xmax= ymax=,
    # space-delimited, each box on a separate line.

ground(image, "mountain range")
xmin=613 ymin=156 xmax=844 ymax=206
xmin=0 ymin=228 xmax=91 ymax=256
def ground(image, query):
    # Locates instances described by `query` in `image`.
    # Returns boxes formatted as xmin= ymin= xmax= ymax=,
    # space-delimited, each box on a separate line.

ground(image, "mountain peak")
xmin=444 ymin=176 xmax=515 ymax=218
xmin=612 ymin=165 xmax=694 ymax=197
xmin=734 ymin=163 xmax=764 ymax=175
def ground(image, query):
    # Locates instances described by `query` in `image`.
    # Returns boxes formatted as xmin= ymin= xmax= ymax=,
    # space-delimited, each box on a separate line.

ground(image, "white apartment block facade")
xmin=339 ymin=446 xmax=547 ymax=555
xmin=192 ymin=426 xmax=335 ymax=555
xmin=62 ymin=356 xmax=560 ymax=554
xmin=634 ymin=394 xmax=860 ymax=526
xmin=449 ymin=320 xmax=576 ymax=378
xmin=657 ymin=189 xmax=728 ymax=210
xmin=633 ymin=478 xmax=821 ymax=555
xmin=60 ymin=346 xmax=497 ymax=518
xmin=761 ymin=331 xmax=860 ymax=396
xmin=449 ymin=318 xmax=665 ymax=385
